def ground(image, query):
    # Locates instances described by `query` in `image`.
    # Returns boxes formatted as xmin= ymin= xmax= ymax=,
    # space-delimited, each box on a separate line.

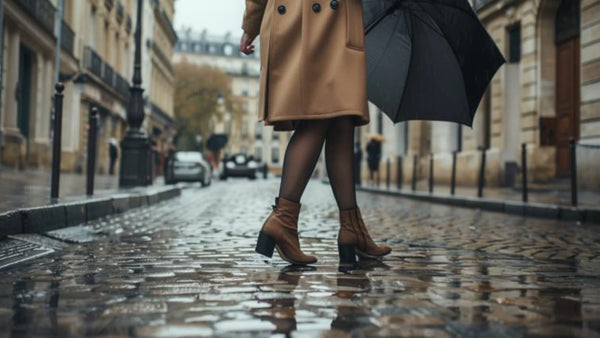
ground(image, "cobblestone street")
xmin=1 ymin=178 xmax=599 ymax=337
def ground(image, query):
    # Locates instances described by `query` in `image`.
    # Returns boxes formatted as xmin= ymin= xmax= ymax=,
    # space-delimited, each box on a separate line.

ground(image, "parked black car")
xmin=220 ymin=153 xmax=261 ymax=180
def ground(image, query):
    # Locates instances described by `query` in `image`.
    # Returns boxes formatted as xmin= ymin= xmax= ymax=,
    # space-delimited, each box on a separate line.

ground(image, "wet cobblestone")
xmin=1 ymin=178 xmax=599 ymax=337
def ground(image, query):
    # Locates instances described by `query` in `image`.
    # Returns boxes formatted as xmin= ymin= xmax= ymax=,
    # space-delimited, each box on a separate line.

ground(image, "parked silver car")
xmin=166 ymin=151 xmax=212 ymax=186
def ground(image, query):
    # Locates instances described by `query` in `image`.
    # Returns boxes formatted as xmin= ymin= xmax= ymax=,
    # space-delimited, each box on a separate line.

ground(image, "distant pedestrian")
xmin=366 ymin=135 xmax=383 ymax=186
xmin=108 ymin=138 xmax=118 ymax=176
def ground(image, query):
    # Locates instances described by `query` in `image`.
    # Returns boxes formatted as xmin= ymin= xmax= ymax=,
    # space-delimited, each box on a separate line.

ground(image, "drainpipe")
xmin=54 ymin=0 xmax=63 ymax=85
xmin=50 ymin=0 xmax=63 ymax=142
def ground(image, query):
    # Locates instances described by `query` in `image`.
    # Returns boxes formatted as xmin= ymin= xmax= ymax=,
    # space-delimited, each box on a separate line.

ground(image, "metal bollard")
xmin=450 ymin=151 xmax=457 ymax=195
xmin=386 ymin=158 xmax=391 ymax=189
xmin=50 ymin=83 xmax=65 ymax=199
xmin=521 ymin=143 xmax=528 ymax=202
xmin=570 ymin=138 xmax=578 ymax=207
xmin=477 ymin=147 xmax=486 ymax=198
xmin=263 ymin=163 xmax=268 ymax=179
xmin=86 ymin=107 xmax=99 ymax=196
xmin=429 ymin=153 xmax=434 ymax=194
xmin=396 ymin=155 xmax=403 ymax=190
xmin=412 ymin=154 xmax=417 ymax=192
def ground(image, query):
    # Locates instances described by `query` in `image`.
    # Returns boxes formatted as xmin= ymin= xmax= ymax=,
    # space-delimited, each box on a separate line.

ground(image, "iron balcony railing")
xmin=84 ymin=47 xmax=103 ymax=79
xmin=115 ymin=74 xmax=130 ymax=100
xmin=61 ymin=21 xmax=74 ymax=54
xmin=103 ymin=63 xmax=114 ymax=87
xmin=18 ymin=0 xmax=75 ymax=54
xmin=84 ymin=46 xmax=130 ymax=100
xmin=18 ymin=0 xmax=56 ymax=33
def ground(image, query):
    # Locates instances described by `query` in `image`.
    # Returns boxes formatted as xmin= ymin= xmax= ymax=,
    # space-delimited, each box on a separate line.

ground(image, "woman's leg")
xmin=324 ymin=116 xmax=357 ymax=210
xmin=278 ymin=119 xmax=332 ymax=202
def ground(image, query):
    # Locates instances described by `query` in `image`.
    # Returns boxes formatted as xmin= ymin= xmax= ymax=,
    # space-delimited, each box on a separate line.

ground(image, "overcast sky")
xmin=174 ymin=0 xmax=246 ymax=37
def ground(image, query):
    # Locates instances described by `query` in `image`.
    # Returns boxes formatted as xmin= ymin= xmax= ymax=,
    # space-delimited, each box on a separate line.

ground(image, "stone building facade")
xmin=0 ymin=0 xmax=176 ymax=175
xmin=361 ymin=0 xmax=600 ymax=190
xmin=1 ymin=0 xmax=79 ymax=170
xmin=173 ymin=31 xmax=290 ymax=174
xmin=142 ymin=0 xmax=177 ymax=175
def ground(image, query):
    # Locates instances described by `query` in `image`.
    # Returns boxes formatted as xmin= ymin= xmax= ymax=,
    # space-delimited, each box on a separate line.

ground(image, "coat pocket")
xmin=345 ymin=0 xmax=365 ymax=50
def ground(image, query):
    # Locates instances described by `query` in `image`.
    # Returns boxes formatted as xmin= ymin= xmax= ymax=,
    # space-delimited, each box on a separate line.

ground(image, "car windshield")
xmin=175 ymin=152 xmax=203 ymax=162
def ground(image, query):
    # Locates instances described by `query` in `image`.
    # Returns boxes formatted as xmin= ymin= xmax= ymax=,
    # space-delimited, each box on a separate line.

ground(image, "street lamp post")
xmin=119 ymin=0 xmax=153 ymax=187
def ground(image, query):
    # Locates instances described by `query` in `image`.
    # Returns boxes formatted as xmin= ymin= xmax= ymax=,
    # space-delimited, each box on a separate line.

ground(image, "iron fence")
xmin=18 ymin=0 xmax=55 ymax=33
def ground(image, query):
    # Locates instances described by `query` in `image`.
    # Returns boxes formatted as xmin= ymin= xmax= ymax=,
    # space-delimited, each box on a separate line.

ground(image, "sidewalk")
xmin=347 ymin=178 xmax=600 ymax=224
xmin=360 ymin=179 xmax=600 ymax=209
xmin=0 ymin=167 xmax=164 ymax=213
xmin=0 ymin=167 xmax=180 ymax=237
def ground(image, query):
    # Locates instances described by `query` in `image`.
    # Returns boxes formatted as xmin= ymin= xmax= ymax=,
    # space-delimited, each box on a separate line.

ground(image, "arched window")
xmin=555 ymin=0 xmax=580 ymax=43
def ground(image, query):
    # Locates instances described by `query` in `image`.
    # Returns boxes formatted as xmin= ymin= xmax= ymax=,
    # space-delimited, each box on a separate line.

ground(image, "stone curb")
xmin=0 ymin=187 xmax=182 ymax=236
xmin=356 ymin=186 xmax=600 ymax=224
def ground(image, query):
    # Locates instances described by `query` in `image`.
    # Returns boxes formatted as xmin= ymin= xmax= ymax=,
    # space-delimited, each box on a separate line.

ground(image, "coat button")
xmin=312 ymin=3 xmax=321 ymax=12
xmin=330 ymin=0 xmax=339 ymax=10
xmin=278 ymin=5 xmax=286 ymax=14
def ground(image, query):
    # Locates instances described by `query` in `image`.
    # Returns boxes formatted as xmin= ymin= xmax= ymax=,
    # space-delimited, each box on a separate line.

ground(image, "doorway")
xmin=554 ymin=0 xmax=580 ymax=177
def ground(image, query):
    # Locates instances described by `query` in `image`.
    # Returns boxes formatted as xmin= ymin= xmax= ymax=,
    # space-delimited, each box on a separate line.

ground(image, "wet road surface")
xmin=1 ymin=178 xmax=599 ymax=337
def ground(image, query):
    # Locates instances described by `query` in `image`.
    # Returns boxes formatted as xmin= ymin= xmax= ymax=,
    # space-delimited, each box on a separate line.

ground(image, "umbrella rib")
xmin=409 ymin=4 xmax=471 ymax=123
xmin=365 ymin=2 xmax=401 ymax=34
xmin=394 ymin=10 xmax=414 ymax=122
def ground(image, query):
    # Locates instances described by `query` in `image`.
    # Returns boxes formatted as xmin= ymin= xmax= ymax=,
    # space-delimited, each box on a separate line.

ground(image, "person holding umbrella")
xmin=241 ymin=0 xmax=504 ymax=266
xmin=241 ymin=0 xmax=391 ymax=265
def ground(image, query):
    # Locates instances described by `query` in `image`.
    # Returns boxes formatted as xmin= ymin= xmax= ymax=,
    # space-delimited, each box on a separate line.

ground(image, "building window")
xmin=377 ymin=109 xmax=383 ymax=135
xmin=555 ymin=0 xmax=581 ymax=43
xmin=508 ymin=24 xmax=521 ymax=63
xmin=271 ymin=147 xmax=280 ymax=163
xmin=255 ymin=122 xmax=263 ymax=139
xmin=89 ymin=8 xmax=97 ymax=48
xmin=255 ymin=146 xmax=263 ymax=161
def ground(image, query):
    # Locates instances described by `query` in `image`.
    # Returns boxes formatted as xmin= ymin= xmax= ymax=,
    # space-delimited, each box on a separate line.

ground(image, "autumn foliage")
xmin=174 ymin=62 xmax=242 ymax=150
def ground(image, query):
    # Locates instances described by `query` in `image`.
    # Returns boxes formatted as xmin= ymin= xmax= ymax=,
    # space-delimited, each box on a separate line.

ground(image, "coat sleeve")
xmin=242 ymin=0 xmax=268 ymax=37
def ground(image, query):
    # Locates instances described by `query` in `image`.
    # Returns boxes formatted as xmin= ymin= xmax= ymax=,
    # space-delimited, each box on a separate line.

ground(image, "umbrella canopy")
xmin=363 ymin=0 xmax=505 ymax=126
xmin=206 ymin=134 xmax=229 ymax=152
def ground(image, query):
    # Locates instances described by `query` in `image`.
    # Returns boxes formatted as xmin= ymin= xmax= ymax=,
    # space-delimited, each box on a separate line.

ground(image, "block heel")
xmin=255 ymin=231 xmax=276 ymax=258
xmin=338 ymin=243 xmax=356 ymax=264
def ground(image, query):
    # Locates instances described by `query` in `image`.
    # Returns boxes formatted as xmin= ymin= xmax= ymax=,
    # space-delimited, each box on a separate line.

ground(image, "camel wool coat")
xmin=242 ymin=0 xmax=370 ymax=131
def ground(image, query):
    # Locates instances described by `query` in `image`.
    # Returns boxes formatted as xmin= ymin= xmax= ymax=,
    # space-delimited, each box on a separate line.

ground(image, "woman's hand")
xmin=239 ymin=32 xmax=257 ymax=55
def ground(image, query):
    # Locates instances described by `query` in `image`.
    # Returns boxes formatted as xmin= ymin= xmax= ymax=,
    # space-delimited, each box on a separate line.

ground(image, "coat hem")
xmin=260 ymin=110 xmax=370 ymax=131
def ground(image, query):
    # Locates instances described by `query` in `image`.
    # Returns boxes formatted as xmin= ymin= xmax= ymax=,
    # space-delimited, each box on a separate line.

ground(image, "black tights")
xmin=278 ymin=116 xmax=357 ymax=210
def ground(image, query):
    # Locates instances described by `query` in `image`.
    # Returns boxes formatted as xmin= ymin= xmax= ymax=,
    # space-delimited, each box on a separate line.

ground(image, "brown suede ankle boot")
xmin=255 ymin=196 xmax=317 ymax=265
xmin=338 ymin=206 xmax=391 ymax=264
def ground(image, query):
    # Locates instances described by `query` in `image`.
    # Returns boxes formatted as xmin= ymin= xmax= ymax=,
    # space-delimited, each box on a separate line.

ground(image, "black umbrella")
xmin=206 ymin=134 xmax=229 ymax=152
xmin=363 ymin=0 xmax=505 ymax=126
